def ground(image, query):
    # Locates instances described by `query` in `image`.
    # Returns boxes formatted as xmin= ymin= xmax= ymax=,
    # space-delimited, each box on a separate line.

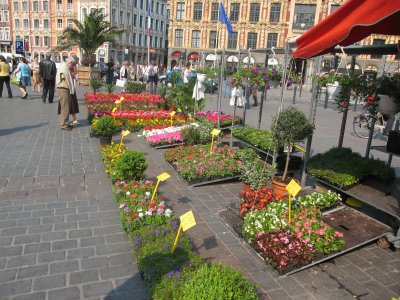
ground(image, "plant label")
xmin=112 ymin=107 xmax=117 ymax=113
xmin=157 ymin=172 xmax=171 ymax=182
xmin=122 ymin=130 xmax=131 ymax=137
xmin=115 ymin=100 xmax=121 ymax=105
xmin=170 ymin=111 xmax=176 ymax=116
xmin=286 ymin=179 xmax=301 ymax=197
xmin=211 ymin=129 xmax=221 ymax=136
xmin=180 ymin=211 xmax=196 ymax=232
xmin=120 ymin=97 xmax=125 ymax=101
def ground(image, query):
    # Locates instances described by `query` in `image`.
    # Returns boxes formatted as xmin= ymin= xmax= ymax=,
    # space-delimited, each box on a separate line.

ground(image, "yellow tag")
xmin=211 ymin=129 xmax=221 ymax=136
xmin=294 ymin=144 xmax=306 ymax=153
xmin=120 ymin=97 xmax=125 ymax=101
xmin=180 ymin=211 xmax=196 ymax=232
xmin=115 ymin=100 xmax=121 ymax=105
xmin=112 ymin=108 xmax=117 ymax=113
xmin=286 ymin=179 xmax=301 ymax=197
xmin=157 ymin=172 xmax=171 ymax=182
xmin=122 ymin=130 xmax=130 ymax=137
xmin=170 ymin=111 xmax=176 ymax=116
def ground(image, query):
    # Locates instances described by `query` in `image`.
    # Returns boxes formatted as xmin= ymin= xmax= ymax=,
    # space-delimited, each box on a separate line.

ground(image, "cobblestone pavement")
xmin=0 ymin=87 xmax=146 ymax=299
xmin=0 ymin=84 xmax=399 ymax=300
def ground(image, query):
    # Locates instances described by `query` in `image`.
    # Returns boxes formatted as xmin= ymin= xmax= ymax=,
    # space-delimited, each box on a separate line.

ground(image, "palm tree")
xmin=60 ymin=9 xmax=124 ymax=66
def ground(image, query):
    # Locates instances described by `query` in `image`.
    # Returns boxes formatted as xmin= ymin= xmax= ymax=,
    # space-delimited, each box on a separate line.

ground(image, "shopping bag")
xmin=116 ymin=79 xmax=126 ymax=87
xmin=10 ymin=75 xmax=20 ymax=86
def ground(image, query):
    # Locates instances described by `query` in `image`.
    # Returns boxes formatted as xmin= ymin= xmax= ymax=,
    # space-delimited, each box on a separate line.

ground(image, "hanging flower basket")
xmin=377 ymin=94 xmax=398 ymax=116
xmin=326 ymin=82 xmax=343 ymax=101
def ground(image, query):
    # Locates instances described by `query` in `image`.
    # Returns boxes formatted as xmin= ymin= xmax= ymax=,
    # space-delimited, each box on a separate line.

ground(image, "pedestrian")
xmin=183 ymin=62 xmax=191 ymax=84
xmin=106 ymin=59 xmax=114 ymax=84
xmin=119 ymin=61 xmax=129 ymax=92
xmin=69 ymin=56 xmax=80 ymax=126
xmin=11 ymin=55 xmax=17 ymax=73
xmin=142 ymin=62 xmax=149 ymax=86
xmin=128 ymin=62 xmax=135 ymax=82
xmin=158 ymin=63 xmax=165 ymax=76
xmin=56 ymin=57 xmax=76 ymax=131
xmin=137 ymin=64 xmax=144 ymax=82
xmin=230 ymin=83 xmax=244 ymax=107
xmin=147 ymin=62 xmax=157 ymax=94
xmin=14 ymin=57 xmax=31 ymax=99
xmin=0 ymin=55 xmax=13 ymax=99
xmin=30 ymin=56 xmax=42 ymax=93
xmin=39 ymin=52 xmax=57 ymax=103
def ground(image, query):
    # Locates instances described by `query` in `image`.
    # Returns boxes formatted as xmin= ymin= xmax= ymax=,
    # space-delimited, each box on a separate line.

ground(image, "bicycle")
xmin=353 ymin=112 xmax=386 ymax=139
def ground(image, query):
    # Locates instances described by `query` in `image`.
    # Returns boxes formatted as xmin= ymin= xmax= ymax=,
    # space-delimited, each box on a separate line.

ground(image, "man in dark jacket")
xmin=39 ymin=52 xmax=57 ymax=103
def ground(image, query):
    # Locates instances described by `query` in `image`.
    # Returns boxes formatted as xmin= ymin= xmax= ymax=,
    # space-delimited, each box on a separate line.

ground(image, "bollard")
xmin=324 ymin=91 xmax=329 ymax=109
xmin=292 ymin=86 xmax=297 ymax=104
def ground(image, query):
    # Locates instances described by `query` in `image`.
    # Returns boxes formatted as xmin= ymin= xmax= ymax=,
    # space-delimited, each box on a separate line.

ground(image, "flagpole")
xmin=147 ymin=0 xmax=151 ymax=65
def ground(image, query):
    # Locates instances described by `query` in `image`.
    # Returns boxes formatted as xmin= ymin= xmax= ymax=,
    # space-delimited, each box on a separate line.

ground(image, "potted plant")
xmin=326 ymin=73 xmax=355 ymax=102
xmin=271 ymin=107 xmax=314 ymax=197
xmin=376 ymin=75 xmax=400 ymax=116
xmin=238 ymin=148 xmax=276 ymax=192
xmin=91 ymin=116 xmax=118 ymax=145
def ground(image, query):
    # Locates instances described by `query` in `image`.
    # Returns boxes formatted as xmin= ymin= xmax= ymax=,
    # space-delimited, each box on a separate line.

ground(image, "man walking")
xmin=39 ymin=52 xmax=57 ymax=103
xmin=56 ymin=57 xmax=76 ymax=131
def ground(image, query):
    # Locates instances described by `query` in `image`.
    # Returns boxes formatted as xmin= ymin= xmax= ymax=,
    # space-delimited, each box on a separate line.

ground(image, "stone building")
xmin=0 ymin=0 xmax=11 ymax=53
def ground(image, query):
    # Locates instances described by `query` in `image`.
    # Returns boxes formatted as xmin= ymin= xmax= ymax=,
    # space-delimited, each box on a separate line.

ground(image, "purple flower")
xmin=262 ymin=69 xmax=267 ymax=75
xmin=133 ymin=236 xmax=141 ymax=245
xmin=264 ymin=76 xmax=269 ymax=81
xmin=116 ymin=189 xmax=122 ymax=194
xmin=271 ymin=69 xmax=276 ymax=76
xmin=124 ymin=207 xmax=131 ymax=213
xmin=166 ymin=271 xmax=175 ymax=278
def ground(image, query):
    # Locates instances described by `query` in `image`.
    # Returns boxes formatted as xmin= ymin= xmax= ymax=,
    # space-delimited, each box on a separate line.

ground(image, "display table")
xmin=370 ymin=145 xmax=400 ymax=166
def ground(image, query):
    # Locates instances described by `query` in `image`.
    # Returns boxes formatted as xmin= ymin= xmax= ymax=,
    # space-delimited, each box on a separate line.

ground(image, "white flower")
xmin=126 ymin=191 xmax=131 ymax=196
xmin=164 ymin=209 xmax=172 ymax=217
xmin=146 ymin=210 xmax=152 ymax=216
xmin=145 ymin=191 xmax=150 ymax=196
xmin=138 ymin=212 xmax=144 ymax=218
xmin=137 ymin=208 xmax=142 ymax=212
xmin=119 ymin=203 xmax=126 ymax=209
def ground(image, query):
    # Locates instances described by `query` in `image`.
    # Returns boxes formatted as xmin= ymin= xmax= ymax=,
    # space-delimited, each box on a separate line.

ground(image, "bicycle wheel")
xmin=353 ymin=114 xmax=380 ymax=139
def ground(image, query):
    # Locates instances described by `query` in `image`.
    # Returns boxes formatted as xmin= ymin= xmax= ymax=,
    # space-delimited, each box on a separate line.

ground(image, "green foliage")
xmin=104 ymin=83 xmax=115 ymax=94
xmin=89 ymin=78 xmax=103 ymax=94
xmin=376 ymin=75 xmax=400 ymax=109
xmin=181 ymin=121 xmax=214 ymax=145
xmin=195 ymin=66 xmax=220 ymax=79
xmin=295 ymin=191 xmax=342 ymax=209
xmin=158 ymin=85 xmax=168 ymax=99
xmin=307 ymin=147 xmax=395 ymax=188
xmin=126 ymin=81 xmax=146 ymax=94
xmin=60 ymin=9 xmax=124 ymax=66
xmin=233 ymin=126 xmax=274 ymax=152
xmin=91 ymin=116 xmax=118 ymax=137
xmin=110 ymin=150 xmax=148 ymax=181
xmin=176 ymin=263 xmax=259 ymax=300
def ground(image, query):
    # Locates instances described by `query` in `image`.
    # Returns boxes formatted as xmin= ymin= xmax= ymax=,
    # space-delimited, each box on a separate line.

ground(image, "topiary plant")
xmin=110 ymin=150 xmax=148 ymax=181
xmin=272 ymin=106 xmax=314 ymax=182
xmin=89 ymin=78 xmax=103 ymax=94
xmin=91 ymin=116 xmax=118 ymax=137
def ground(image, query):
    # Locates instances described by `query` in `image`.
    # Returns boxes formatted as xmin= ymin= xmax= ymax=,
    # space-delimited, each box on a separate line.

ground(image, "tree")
xmin=59 ymin=9 xmax=124 ymax=66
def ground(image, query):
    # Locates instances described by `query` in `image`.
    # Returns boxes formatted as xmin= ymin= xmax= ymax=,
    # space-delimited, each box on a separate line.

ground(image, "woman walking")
xmin=30 ymin=56 xmax=42 ymax=93
xmin=14 ymin=57 xmax=31 ymax=99
xmin=0 ymin=55 xmax=12 ymax=99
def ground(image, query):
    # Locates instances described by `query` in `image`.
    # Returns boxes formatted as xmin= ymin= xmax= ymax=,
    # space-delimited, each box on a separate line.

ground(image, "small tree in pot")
xmin=91 ymin=116 xmax=118 ymax=145
xmin=271 ymin=107 xmax=314 ymax=196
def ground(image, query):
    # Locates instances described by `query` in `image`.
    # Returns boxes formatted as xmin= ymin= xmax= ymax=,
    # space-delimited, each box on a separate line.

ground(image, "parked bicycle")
xmin=353 ymin=112 xmax=386 ymax=138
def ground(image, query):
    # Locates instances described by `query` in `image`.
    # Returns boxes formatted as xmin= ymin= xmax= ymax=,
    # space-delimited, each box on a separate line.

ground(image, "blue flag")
xmin=219 ymin=3 xmax=232 ymax=38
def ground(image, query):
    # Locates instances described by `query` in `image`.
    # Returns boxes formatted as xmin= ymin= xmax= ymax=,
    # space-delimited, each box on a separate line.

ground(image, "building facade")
xmin=0 ymin=0 xmax=11 ymax=53
xmin=167 ymin=0 xmax=399 ymax=74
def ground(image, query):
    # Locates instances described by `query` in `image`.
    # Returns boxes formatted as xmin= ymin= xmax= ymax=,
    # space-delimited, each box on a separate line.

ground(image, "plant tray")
xmin=219 ymin=205 xmax=391 ymax=277
xmin=151 ymin=142 xmax=184 ymax=149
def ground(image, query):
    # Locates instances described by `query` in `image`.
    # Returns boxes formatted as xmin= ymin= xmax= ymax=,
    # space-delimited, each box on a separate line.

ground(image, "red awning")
xmin=292 ymin=0 xmax=400 ymax=59
xmin=188 ymin=52 xmax=199 ymax=60
xmin=171 ymin=51 xmax=182 ymax=58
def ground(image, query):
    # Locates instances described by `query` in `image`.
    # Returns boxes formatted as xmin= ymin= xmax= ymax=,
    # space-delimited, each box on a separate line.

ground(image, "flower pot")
xmin=377 ymin=94 xmax=398 ymax=116
xmin=326 ymin=82 xmax=342 ymax=101
xmin=269 ymin=80 xmax=279 ymax=88
xmin=271 ymin=177 xmax=289 ymax=198
xmin=243 ymin=184 xmax=252 ymax=193
xmin=196 ymin=73 xmax=207 ymax=83
xmin=387 ymin=130 xmax=400 ymax=154
xmin=99 ymin=136 xmax=112 ymax=145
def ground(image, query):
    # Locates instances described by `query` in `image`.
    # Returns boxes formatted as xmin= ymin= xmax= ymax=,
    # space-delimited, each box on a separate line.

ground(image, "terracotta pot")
xmin=243 ymin=184 xmax=252 ymax=193
xmin=326 ymin=82 xmax=342 ymax=101
xmin=271 ymin=177 xmax=288 ymax=198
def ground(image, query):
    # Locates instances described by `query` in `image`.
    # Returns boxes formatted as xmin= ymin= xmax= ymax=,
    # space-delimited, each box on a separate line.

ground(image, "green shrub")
xmin=233 ymin=126 xmax=274 ymax=152
xmin=181 ymin=121 xmax=214 ymax=145
xmin=176 ymin=263 xmax=259 ymax=300
xmin=104 ymin=83 xmax=115 ymax=94
xmin=110 ymin=150 xmax=147 ymax=181
xmin=89 ymin=78 xmax=103 ymax=94
xmin=126 ymin=81 xmax=146 ymax=94
xmin=91 ymin=116 xmax=118 ymax=137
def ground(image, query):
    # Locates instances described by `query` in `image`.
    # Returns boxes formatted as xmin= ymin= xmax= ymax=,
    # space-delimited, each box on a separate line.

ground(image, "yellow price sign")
xmin=120 ymin=97 xmax=125 ymax=101
xmin=122 ymin=130 xmax=131 ymax=137
xmin=115 ymin=100 xmax=121 ymax=105
xmin=286 ymin=179 xmax=301 ymax=197
xmin=179 ymin=211 xmax=196 ymax=232
xmin=170 ymin=111 xmax=176 ymax=116
xmin=157 ymin=172 xmax=171 ymax=182
xmin=211 ymin=129 xmax=221 ymax=136
xmin=112 ymin=107 xmax=117 ymax=113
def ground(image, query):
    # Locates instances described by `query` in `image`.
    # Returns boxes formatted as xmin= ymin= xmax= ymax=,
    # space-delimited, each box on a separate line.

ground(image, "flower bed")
xmin=233 ymin=126 xmax=274 ymax=152
xmin=195 ymin=111 xmax=242 ymax=128
xmin=164 ymin=145 xmax=242 ymax=184
xmin=307 ymin=147 xmax=395 ymax=189
xmin=239 ymin=186 xmax=281 ymax=216
xmin=85 ymin=93 xmax=165 ymax=114
xmin=142 ymin=124 xmax=198 ymax=147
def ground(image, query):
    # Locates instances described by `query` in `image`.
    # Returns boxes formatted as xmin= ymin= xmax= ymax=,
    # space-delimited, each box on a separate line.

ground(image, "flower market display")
xmin=233 ymin=126 xmax=274 ymax=153
xmin=240 ymin=190 xmax=345 ymax=274
xmin=142 ymin=123 xmax=198 ymax=147
xmin=97 ymin=139 xmax=259 ymax=299
xmin=164 ymin=145 xmax=242 ymax=184
xmin=195 ymin=111 xmax=242 ymax=128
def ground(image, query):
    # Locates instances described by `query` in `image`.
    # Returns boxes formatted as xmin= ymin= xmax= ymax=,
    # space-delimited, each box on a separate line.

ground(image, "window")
xmin=57 ymin=19 xmax=63 ymax=29
xmin=43 ymin=1 xmax=49 ymax=11
xmin=139 ymin=16 xmax=143 ymax=28
xmin=23 ymin=19 xmax=29 ymax=28
xmin=176 ymin=2 xmax=185 ymax=20
xmin=120 ymin=11 xmax=124 ymax=24
xmin=247 ymin=32 xmax=257 ymax=49
xmin=67 ymin=19 xmax=73 ymax=28
xmin=14 ymin=19 xmax=20 ymax=29
xmin=3 ymin=11 xmax=8 ymax=22
xmin=160 ymin=37 xmax=163 ymax=48
xmin=175 ymin=29 xmax=183 ymax=47
xmin=249 ymin=3 xmax=260 ymax=22
xmin=0 ymin=13 xmax=2 ymax=23
xmin=112 ymin=9 xmax=117 ymax=24
xmin=33 ymin=1 xmax=39 ymax=11
xmin=209 ymin=31 xmax=218 ymax=48
xmin=43 ymin=19 xmax=49 ymax=28
xmin=269 ymin=3 xmax=281 ymax=23
xmin=57 ymin=0 xmax=62 ymax=11
xmin=161 ymin=21 xmax=164 ymax=31
xmin=267 ymin=33 xmax=278 ymax=48
xmin=4 ymin=28 xmax=9 ymax=40
xmin=34 ymin=19 xmax=39 ymax=29
xmin=371 ymin=39 xmax=385 ymax=59
xmin=191 ymin=30 xmax=200 ymax=48
xmin=162 ymin=4 xmax=165 ymax=13
xmin=35 ymin=36 xmax=40 ymax=46
xmin=22 ymin=1 xmax=27 ymax=11
xmin=133 ymin=32 xmax=137 ymax=44
xmin=13 ymin=2 xmax=18 ymax=11
xmin=330 ymin=5 xmax=340 ymax=14
xmin=140 ymin=0 xmax=143 ymax=9
xmin=67 ymin=0 xmax=73 ymax=10
xmin=150 ymin=36 xmax=153 ymax=47
xmin=0 ymin=29 xmax=3 ymax=41
xmin=44 ymin=36 xmax=49 ymax=47
xmin=139 ymin=33 xmax=142 ymax=46
xmin=155 ymin=37 xmax=158 ymax=48
xmin=155 ymin=20 xmax=159 ymax=30
xmin=210 ymin=3 xmax=219 ymax=21
xmin=126 ymin=13 xmax=131 ymax=25
xmin=193 ymin=3 xmax=202 ymax=21
xmin=230 ymin=3 xmax=240 ymax=22
xmin=133 ymin=14 xmax=137 ymax=26
xmin=227 ymin=32 xmax=238 ymax=49
xmin=156 ymin=2 xmax=159 ymax=13
xmin=293 ymin=4 xmax=316 ymax=30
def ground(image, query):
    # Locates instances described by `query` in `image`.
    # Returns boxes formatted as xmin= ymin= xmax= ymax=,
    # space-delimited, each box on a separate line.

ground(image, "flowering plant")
xmin=143 ymin=123 xmax=198 ymax=146
xmin=113 ymin=180 xmax=174 ymax=233
xmin=239 ymin=186 xmax=281 ymax=216
xmin=253 ymin=230 xmax=314 ymax=271
xmin=101 ymin=142 xmax=127 ymax=174
xmin=295 ymin=191 xmax=342 ymax=210
xmin=195 ymin=111 xmax=242 ymax=127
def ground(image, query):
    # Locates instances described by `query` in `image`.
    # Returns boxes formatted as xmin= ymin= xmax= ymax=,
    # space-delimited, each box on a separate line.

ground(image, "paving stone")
xmin=1 ymin=227 xmax=27 ymax=237
xmin=93 ymin=225 xmax=122 ymax=236
xmin=80 ymin=236 xmax=106 ymax=247
xmin=28 ymin=224 xmax=53 ymax=234
xmin=41 ymin=215 xmax=64 ymax=224
xmin=29 ymin=188 xmax=58 ymax=199
xmin=14 ymin=234 xmax=41 ymax=245
xmin=7 ymin=212 xmax=31 ymax=219
xmin=69 ymin=270 xmax=99 ymax=285
xmin=7 ymin=255 xmax=37 ymax=268
xmin=66 ymin=213 xmax=89 ymax=222
xmin=11 ymin=291 xmax=47 ymax=300
xmin=52 ymin=239 xmax=78 ymax=251
xmin=17 ymin=218 xmax=41 ymax=227
xmin=22 ymin=204 xmax=46 ymax=212
xmin=78 ymin=219 xmax=102 ymax=228
xmin=54 ymin=208 xmax=77 ymax=215
xmin=0 ymin=219 xmax=17 ymax=228
xmin=42 ymin=231 xmax=67 ymax=242
xmin=17 ymin=265 xmax=49 ymax=279
xmin=104 ymin=233 xmax=129 ymax=244
xmin=0 ymin=246 xmax=23 ymax=257
xmin=54 ymin=222 xmax=77 ymax=231
xmin=95 ymin=243 xmax=131 ymax=255
xmin=0 ymin=237 xmax=12 ymax=247
xmin=99 ymin=264 xmax=137 ymax=280
xmin=50 ymin=260 xmax=79 ymax=274
xmin=67 ymin=247 xmax=95 ymax=259
xmin=83 ymin=281 xmax=114 ymax=297
xmin=0 ymin=279 xmax=32 ymax=297
xmin=23 ymin=242 xmax=51 ymax=255
xmin=37 ymin=251 xmax=66 ymax=263
xmin=33 ymin=274 xmax=66 ymax=290
xmin=81 ymin=257 xmax=109 ymax=270
xmin=48 ymin=287 xmax=81 ymax=300
xmin=0 ymin=269 xmax=17 ymax=282
xmin=68 ymin=228 xmax=93 ymax=238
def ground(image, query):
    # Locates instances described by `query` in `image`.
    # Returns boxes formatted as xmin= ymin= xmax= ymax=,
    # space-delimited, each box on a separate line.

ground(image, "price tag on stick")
xmin=150 ymin=172 xmax=171 ymax=202
xmin=118 ymin=130 xmax=131 ymax=150
xmin=285 ymin=179 xmax=301 ymax=224
xmin=170 ymin=111 xmax=176 ymax=126
xmin=209 ymin=129 xmax=221 ymax=154
xmin=171 ymin=211 xmax=196 ymax=254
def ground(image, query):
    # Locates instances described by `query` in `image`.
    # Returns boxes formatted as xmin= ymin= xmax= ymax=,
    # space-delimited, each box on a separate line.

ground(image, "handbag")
xmin=10 ymin=75 xmax=20 ymax=86
xmin=116 ymin=79 xmax=126 ymax=87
